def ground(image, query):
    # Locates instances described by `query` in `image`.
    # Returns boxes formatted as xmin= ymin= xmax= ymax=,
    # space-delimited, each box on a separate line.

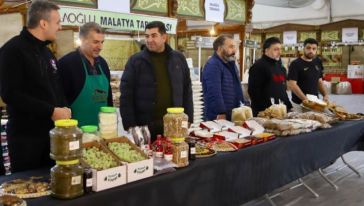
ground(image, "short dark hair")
xmin=263 ymin=37 xmax=281 ymax=51
xmin=145 ymin=21 xmax=167 ymax=34
xmin=27 ymin=0 xmax=60 ymax=29
xmin=213 ymin=34 xmax=233 ymax=51
xmin=79 ymin=22 xmax=104 ymax=38
xmin=304 ymin=38 xmax=319 ymax=47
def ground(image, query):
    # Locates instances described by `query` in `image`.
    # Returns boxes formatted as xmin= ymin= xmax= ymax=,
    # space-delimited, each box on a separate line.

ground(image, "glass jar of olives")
xmin=50 ymin=119 xmax=83 ymax=161
xmin=163 ymin=108 xmax=188 ymax=142
xmin=51 ymin=159 xmax=84 ymax=199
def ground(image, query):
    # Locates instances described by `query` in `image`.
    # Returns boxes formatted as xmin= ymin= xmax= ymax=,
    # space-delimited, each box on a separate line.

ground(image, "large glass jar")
xmin=163 ymin=108 xmax=188 ymax=142
xmin=51 ymin=160 xmax=84 ymax=199
xmin=171 ymin=140 xmax=189 ymax=168
xmin=99 ymin=107 xmax=118 ymax=139
xmin=50 ymin=119 xmax=82 ymax=161
xmin=81 ymin=125 xmax=100 ymax=143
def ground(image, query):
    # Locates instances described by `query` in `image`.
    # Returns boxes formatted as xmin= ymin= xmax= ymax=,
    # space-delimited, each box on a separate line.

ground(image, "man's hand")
xmin=52 ymin=107 xmax=71 ymax=121
xmin=216 ymin=114 xmax=226 ymax=120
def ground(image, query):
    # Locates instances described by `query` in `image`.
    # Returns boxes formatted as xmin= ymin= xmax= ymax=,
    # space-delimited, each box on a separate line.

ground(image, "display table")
xmin=1 ymin=120 xmax=364 ymax=206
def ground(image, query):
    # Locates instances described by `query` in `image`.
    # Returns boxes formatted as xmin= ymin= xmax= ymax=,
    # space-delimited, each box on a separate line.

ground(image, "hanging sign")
xmin=342 ymin=27 xmax=358 ymax=43
xmin=205 ymin=0 xmax=225 ymax=23
xmin=283 ymin=31 xmax=297 ymax=45
xmin=59 ymin=6 xmax=177 ymax=34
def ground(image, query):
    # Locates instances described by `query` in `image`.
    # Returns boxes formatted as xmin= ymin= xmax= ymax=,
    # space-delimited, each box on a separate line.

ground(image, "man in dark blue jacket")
xmin=120 ymin=21 xmax=193 ymax=141
xmin=202 ymin=35 xmax=244 ymax=121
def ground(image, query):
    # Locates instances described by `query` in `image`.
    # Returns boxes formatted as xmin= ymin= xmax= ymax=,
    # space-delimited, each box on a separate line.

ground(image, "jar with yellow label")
xmin=163 ymin=108 xmax=188 ymax=142
xmin=51 ymin=160 xmax=84 ymax=199
xmin=50 ymin=119 xmax=83 ymax=161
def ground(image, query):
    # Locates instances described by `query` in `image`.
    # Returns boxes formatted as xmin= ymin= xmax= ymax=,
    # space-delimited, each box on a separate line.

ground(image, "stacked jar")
xmin=99 ymin=107 xmax=118 ymax=139
xmin=49 ymin=119 xmax=84 ymax=199
xmin=163 ymin=108 xmax=189 ymax=167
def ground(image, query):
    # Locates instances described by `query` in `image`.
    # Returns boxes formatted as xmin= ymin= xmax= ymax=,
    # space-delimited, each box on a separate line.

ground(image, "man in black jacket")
xmin=248 ymin=37 xmax=292 ymax=116
xmin=58 ymin=22 xmax=113 ymax=127
xmin=0 ymin=0 xmax=70 ymax=173
xmin=120 ymin=21 xmax=193 ymax=141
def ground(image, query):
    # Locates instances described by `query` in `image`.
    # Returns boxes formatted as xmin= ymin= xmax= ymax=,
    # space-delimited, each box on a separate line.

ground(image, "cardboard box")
xmin=82 ymin=141 xmax=127 ymax=192
xmin=103 ymin=137 xmax=154 ymax=183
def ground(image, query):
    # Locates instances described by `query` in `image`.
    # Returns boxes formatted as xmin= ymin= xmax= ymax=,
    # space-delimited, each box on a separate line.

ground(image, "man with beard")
xmin=58 ymin=22 xmax=113 ymax=127
xmin=287 ymin=38 xmax=328 ymax=106
xmin=202 ymin=35 xmax=244 ymax=120
xmin=120 ymin=21 xmax=193 ymax=141
xmin=248 ymin=37 xmax=292 ymax=116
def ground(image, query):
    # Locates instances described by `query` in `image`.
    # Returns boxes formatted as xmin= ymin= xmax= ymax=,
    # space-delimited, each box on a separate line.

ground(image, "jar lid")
xmin=170 ymin=137 xmax=185 ymax=143
xmin=56 ymin=159 xmax=79 ymax=165
xmin=100 ymin=106 xmax=117 ymax=113
xmin=167 ymin=107 xmax=184 ymax=114
xmin=55 ymin=119 xmax=78 ymax=127
xmin=81 ymin=125 xmax=98 ymax=133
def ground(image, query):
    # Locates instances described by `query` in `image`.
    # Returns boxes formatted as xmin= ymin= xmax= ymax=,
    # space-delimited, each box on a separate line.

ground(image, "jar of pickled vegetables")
xmin=51 ymin=159 xmax=84 ymax=199
xmin=163 ymin=108 xmax=188 ymax=142
xmin=99 ymin=107 xmax=118 ymax=139
xmin=81 ymin=125 xmax=100 ymax=143
xmin=50 ymin=119 xmax=83 ymax=161
xmin=171 ymin=139 xmax=189 ymax=168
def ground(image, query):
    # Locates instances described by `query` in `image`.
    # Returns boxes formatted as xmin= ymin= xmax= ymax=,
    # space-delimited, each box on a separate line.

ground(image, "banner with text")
xmin=59 ymin=6 xmax=177 ymax=34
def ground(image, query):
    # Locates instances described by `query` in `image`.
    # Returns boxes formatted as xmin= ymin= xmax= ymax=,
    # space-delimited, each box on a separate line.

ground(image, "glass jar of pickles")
xmin=163 ymin=108 xmax=188 ymax=142
xmin=51 ymin=160 xmax=84 ymax=199
xmin=171 ymin=139 xmax=189 ymax=168
xmin=50 ymin=119 xmax=83 ymax=161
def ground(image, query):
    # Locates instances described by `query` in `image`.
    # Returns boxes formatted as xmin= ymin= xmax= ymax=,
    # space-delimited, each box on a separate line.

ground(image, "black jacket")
xmin=0 ymin=27 xmax=67 ymax=137
xmin=248 ymin=55 xmax=292 ymax=116
xmin=58 ymin=49 xmax=113 ymax=106
xmin=120 ymin=44 xmax=193 ymax=130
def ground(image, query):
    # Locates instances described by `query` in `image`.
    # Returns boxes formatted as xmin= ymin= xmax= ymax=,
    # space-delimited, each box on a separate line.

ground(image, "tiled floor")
xmin=242 ymin=152 xmax=364 ymax=206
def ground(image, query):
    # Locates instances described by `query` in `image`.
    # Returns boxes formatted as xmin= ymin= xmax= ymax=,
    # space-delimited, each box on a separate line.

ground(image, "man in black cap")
xmin=248 ymin=37 xmax=292 ymax=116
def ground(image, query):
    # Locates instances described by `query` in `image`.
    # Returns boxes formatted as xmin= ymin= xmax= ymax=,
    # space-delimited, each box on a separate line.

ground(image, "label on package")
xmin=190 ymin=148 xmax=196 ymax=154
xmin=181 ymin=151 xmax=188 ymax=158
xmin=86 ymin=178 xmax=93 ymax=187
xmin=154 ymin=152 xmax=163 ymax=158
xmin=69 ymin=140 xmax=80 ymax=151
xmin=71 ymin=176 xmax=81 ymax=185
xmin=164 ymin=154 xmax=173 ymax=161
xmin=182 ymin=121 xmax=188 ymax=129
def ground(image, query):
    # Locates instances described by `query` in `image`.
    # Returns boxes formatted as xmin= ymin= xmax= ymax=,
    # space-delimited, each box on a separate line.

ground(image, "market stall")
xmin=1 ymin=119 xmax=364 ymax=206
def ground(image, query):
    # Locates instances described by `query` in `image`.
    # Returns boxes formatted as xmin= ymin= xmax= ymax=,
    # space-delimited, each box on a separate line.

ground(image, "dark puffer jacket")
xmin=119 ymin=44 xmax=193 ymax=130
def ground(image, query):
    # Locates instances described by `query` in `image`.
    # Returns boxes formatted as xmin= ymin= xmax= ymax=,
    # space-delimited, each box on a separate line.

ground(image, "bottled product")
xmin=81 ymin=125 xmax=99 ymax=143
xmin=50 ymin=119 xmax=82 ymax=161
xmin=171 ymin=141 xmax=189 ymax=167
xmin=163 ymin=108 xmax=188 ymax=142
xmin=99 ymin=107 xmax=118 ymax=139
xmin=51 ymin=160 xmax=84 ymax=199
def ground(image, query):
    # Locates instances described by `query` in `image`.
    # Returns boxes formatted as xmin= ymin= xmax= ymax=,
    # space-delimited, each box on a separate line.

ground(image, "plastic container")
xmin=99 ymin=107 xmax=118 ymax=139
xmin=171 ymin=139 xmax=189 ymax=168
xmin=50 ymin=119 xmax=82 ymax=161
xmin=81 ymin=125 xmax=100 ymax=143
xmin=51 ymin=160 xmax=84 ymax=199
xmin=163 ymin=108 xmax=188 ymax=142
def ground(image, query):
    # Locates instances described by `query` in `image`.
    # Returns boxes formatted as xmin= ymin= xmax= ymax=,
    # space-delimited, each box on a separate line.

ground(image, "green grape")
xmin=107 ymin=142 xmax=146 ymax=163
xmin=83 ymin=147 xmax=118 ymax=170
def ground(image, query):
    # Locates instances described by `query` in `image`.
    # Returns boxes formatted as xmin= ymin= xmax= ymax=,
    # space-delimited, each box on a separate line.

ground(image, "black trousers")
xmin=7 ymin=134 xmax=54 ymax=173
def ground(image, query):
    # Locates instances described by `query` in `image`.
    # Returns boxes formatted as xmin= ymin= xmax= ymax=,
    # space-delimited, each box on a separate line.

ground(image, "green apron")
xmin=71 ymin=59 xmax=109 ymax=127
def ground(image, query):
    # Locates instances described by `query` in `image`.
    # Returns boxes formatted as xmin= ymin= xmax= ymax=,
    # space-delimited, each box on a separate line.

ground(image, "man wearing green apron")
xmin=58 ymin=22 xmax=113 ymax=126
